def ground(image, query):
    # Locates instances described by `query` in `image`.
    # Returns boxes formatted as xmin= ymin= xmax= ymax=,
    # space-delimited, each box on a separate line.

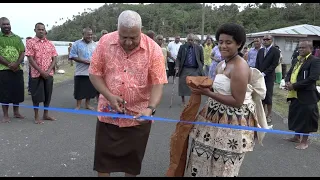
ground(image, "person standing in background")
xmin=175 ymin=33 xmax=204 ymax=106
xmin=26 ymin=22 xmax=58 ymax=124
xmin=202 ymin=37 xmax=214 ymax=76
xmin=167 ymin=36 xmax=182 ymax=83
xmin=194 ymin=35 xmax=202 ymax=48
xmin=0 ymin=17 xmax=25 ymax=123
xmin=69 ymin=27 xmax=98 ymax=110
xmin=92 ymin=35 xmax=98 ymax=42
xmin=25 ymin=37 xmax=33 ymax=95
xmin=242 ymin=46 xmax=249 ymax=61
xmin=291 ymin=46 xmax=299 ymax=61
xmin=146 ymin=30 xmax=155 ymax=40
xmin=284 ymin=41 xmax=320 ymax=150
xmin=68 ymin=43 xmax=73 ymax=66
xmin=93 ymin=29 xmax=109 ymax=104
xmin=274 ymin=45 xmax=283 ymax=84
xmin=156 ymin=34 xmax=170 ymax=77
xmin=255 ymin=34 xmax=280 ymax=123
xmin=247 ymin=38 xmax=262 ymax=68
xmin=100 ymin=30 xmax=108 ymax=38
xmin=208 ymin=44 xmax=223 ymax=80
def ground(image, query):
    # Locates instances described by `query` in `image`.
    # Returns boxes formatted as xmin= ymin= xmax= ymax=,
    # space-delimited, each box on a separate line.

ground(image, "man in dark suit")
xmin=175 ymin=34 xmax=204 ymax=106
xmin=255 ymin=34 xmax=280 ymax=123
xmin=284 ymin=40 xmax=320 ymax=150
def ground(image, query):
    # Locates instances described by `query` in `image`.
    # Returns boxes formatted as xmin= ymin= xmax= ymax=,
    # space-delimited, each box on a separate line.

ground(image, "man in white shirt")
xmin=167 ymin=36 xmax=182 ymax=83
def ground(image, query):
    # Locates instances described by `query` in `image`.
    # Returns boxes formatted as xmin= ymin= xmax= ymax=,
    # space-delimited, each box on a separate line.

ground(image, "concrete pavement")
xmin=0 ymin=79 xmax=320 ymax=177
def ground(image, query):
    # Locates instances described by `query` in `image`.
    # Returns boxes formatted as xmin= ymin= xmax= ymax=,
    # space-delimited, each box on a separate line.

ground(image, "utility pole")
xmin=201 ymin=3 xmax=205 ymax=44
xmin=313 ymin=3 xmax=316 ymax=25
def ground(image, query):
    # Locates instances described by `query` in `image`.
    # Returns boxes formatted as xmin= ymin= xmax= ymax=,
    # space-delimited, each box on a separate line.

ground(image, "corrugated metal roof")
xmin=247 ymin=24 xmax=320 ymax=37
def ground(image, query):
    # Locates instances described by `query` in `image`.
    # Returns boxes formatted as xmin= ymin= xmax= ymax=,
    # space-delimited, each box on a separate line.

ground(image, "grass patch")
xmin=52 ymin=65 xmax=75 ymax=85
xmin=272 ymin=84 xmax=320 ymax=134
xmin=272 ymin=86 xmax=290 ymax=118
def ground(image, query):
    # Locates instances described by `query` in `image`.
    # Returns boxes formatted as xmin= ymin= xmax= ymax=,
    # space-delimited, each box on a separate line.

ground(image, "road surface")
xmin=0 ymin=79 xmax=319 ymax=177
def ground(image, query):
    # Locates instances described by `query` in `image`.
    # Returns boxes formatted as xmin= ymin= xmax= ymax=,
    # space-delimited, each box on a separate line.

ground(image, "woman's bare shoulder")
xmin=230 ymin=58 xmax=251 ymax=80
xmin=234 ymin=57 xmax=250 ymax=70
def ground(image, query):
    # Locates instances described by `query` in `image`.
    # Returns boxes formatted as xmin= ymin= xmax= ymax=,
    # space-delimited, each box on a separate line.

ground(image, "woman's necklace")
xmin=221 ymin=53 xmax=238 ymax=71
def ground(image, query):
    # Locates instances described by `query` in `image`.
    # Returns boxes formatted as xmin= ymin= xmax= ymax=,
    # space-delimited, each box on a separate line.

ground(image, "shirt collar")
xmin=204 ymin=44 xmax=213 ymax=48
xmin=297 ymin=53 xmax=311 ymax=61
xmin=33 ymin=36 xmax=48 ymax=42
xmin=250 ymin=46 xmax=262 ymax=51
xmin=264 ymin=45 xmax=272 ymax=51
xmin=110 ymin=31 xmax=147 ymax=50
xmin=81 ymin=39 xmax=94 ymax=44
xmin=0 ymin=31 xmax=16 ymax=37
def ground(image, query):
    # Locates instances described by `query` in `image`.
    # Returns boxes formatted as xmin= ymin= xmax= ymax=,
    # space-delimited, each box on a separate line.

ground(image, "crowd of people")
xmin=0 ymin=8 xmax=320 ymax=177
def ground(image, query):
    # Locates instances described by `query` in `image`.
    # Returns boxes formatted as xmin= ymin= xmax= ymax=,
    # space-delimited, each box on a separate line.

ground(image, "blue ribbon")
xmin=1 ymin=103 xmax=320 ymax=137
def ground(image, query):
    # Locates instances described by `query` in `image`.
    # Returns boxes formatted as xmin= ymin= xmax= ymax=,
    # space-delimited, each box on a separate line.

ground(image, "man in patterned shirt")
xmin=69 ymin=27 xmax=97 ymax=110
xmin=0 ymin=17 xmax=25 ymax=123
xmin=26 ymin=22 xmax=58 ymax=124
xmin=89 ymin=10 xmax=167 ymax=177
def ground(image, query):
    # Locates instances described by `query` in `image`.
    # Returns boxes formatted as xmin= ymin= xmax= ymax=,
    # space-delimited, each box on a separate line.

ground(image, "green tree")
xmin=46 ymin=3 xmax=320 ymax=41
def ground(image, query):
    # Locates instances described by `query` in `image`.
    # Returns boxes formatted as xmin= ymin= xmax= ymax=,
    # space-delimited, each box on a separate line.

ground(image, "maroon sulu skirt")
xmin=93 ymin=119 xmax=152 ymax=175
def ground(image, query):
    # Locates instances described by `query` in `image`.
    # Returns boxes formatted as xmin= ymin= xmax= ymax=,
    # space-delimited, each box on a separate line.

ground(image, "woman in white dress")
xmin=184 ymin=23 xmax=270 ymax=177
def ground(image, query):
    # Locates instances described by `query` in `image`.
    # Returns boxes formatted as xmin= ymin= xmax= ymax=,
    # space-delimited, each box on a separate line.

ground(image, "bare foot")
xmin=43 ymin=116 xmax=57 ymax=121
xmin=75 ymin=107 xmax=80 ymax=110
xmin=34 ymin=118 xmax=44 ymax=124
xmin=295 ymin=143 xmax=309 ymax=150
xmin=283 ymin=137 xmax=300 ymax=143
xmin=2 ymin=117 xmax=11 ymax=123
xmin=85 ymin=106 xmax=95 ymax=111
xmin=14 ymin=113 xmax=25 ymax=119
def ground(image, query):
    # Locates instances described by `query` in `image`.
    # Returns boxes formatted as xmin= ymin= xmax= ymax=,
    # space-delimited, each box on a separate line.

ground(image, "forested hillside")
xmin=47 ymin=3 xmax=320 ymax=41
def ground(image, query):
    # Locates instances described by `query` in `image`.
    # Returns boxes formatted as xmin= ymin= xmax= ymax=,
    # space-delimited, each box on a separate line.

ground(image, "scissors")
xmin=107 ymin=100 xmax=127 ymax=119
xmin=120 ymin=100 xmax=127 ymax=114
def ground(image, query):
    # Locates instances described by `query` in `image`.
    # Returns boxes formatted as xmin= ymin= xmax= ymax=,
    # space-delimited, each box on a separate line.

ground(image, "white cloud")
xmin=0 ymin=3 xmax=104 ymax=38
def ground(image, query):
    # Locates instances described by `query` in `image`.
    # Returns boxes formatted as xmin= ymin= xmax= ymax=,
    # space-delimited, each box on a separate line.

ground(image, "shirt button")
xmin=124 ymin=69 xmax=126 ymax=72
xmin=122 ymin=82 xmax=124 ymax=84
xmin=120 ymin=94 xmax=122 ymax=96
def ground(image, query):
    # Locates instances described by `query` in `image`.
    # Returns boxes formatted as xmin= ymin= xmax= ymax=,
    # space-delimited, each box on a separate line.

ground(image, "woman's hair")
xmin=215 ymin=23 xmax=246 ymax=52
xmin=202 ymin=37 xmax=214 ymax=47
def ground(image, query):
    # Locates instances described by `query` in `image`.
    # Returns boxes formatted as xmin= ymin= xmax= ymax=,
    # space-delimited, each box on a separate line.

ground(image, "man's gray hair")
xmin=82 ymin=27 xmax=92 ymax=34
xmin=156 ymin=34 xmax=163 ymax=40
xmin=187 ymin=33 xmax=195 ymax=40
xmin=194 ymin=35 xmax=200 ymax=41
xmin=101 ymin=29 xmax=108 ymax=35
xmin=117 ymin=10 xmax=142 ymax=29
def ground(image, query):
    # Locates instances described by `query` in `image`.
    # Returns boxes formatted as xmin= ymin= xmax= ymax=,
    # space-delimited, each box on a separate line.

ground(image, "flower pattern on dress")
xmin=227 ymin=139 xmax=238 ymax=150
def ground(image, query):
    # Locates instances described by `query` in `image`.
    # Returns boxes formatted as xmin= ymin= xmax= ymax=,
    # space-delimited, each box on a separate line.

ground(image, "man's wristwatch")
xmin=147 ymin=106 xmax=156 ymax=115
